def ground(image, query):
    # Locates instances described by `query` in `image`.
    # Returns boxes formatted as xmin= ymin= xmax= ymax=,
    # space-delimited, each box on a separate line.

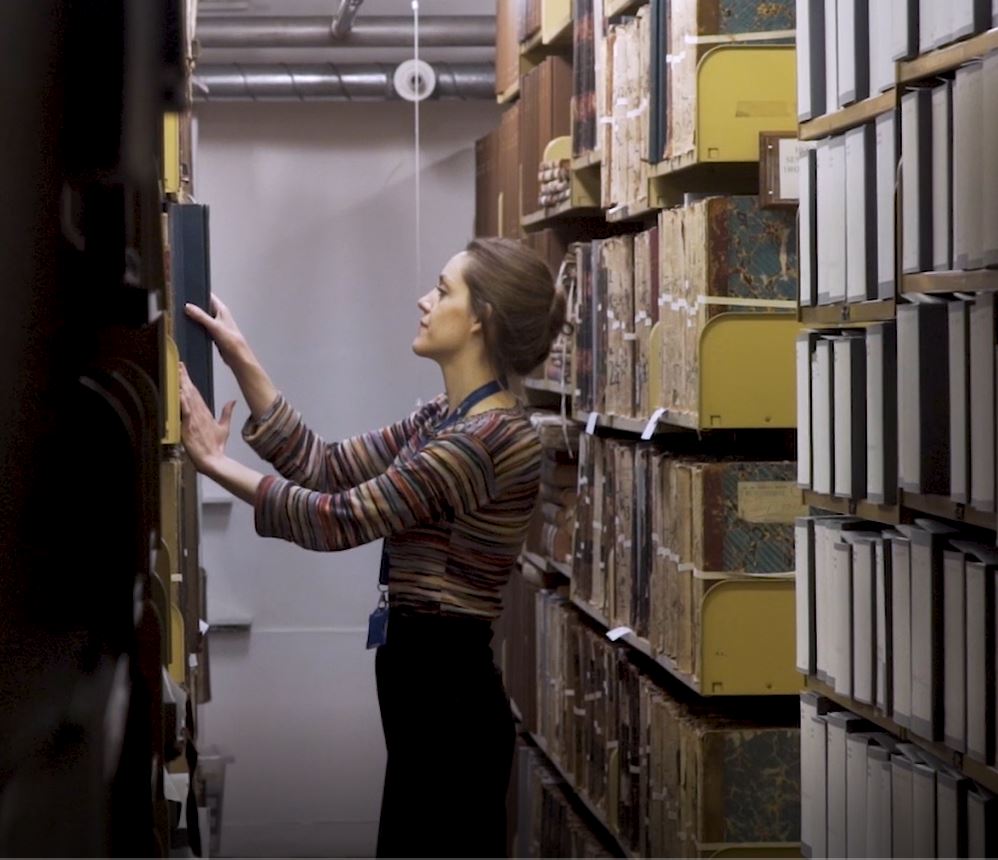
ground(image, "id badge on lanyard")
xmin=366 ymin=544 xmax=391 ymax=649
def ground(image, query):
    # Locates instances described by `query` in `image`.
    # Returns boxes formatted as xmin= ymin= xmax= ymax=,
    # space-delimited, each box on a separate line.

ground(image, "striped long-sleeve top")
xmin=242 ymin=393 xmax=542 ymax=620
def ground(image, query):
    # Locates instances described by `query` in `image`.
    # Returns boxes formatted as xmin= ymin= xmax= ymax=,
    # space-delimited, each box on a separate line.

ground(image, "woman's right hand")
xmin=185 ymin=295 xmax=248 ymax=368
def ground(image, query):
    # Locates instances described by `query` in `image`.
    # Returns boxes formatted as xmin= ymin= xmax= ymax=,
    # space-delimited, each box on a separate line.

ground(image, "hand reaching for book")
xmin=179 ymin=361 xmax=236 ymax=476
xmin=185 ymin=294 xmax=280 ymax=420
xmin=185 ymin=294 xmax=247 ymax=368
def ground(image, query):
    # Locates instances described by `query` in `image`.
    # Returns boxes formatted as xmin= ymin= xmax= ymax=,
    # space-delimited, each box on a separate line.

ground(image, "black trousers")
xmin=375 ymin=609 xmax=515 ymax=859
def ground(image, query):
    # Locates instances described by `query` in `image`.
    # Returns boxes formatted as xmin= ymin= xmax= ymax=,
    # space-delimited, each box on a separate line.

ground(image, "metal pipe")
xmin=197 ymin=16 xmax=495 ymax=48
xmin=193 ymin=63 xmax=495 ymax=101
xmin=331 ymin=0 xmax=365 ymax=38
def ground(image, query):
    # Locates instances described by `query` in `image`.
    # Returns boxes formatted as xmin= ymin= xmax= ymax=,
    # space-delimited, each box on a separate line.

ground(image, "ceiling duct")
xmin=193 ymin=62 xmax=495 ymax=101
xmin=196 ymin=16 xmax=495 ymax=48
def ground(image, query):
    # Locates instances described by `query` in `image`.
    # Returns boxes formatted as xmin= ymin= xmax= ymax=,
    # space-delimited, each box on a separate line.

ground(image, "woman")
xmin=179 ymin=237 xmax=566 ymax=858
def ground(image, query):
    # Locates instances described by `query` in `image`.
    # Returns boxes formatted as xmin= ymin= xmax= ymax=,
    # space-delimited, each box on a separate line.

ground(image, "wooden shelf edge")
xmin=519 ymin=31 xmax=544 ymax=56
xmin=571 ymin=150 xmax=602 ymax=171
xmin=542 ymin=15 xmax=573 ymax=46
xmin=800 ymin=298 xmax=896 ymax=325
xmin=525 ymin=731 xmax=636 ymax=859
xmin=802 ymin=490 xmax=902 ymax=524
xmin=901 ymin=491 xmax=996 ymax=532
xmin=605 ymin=0 xmax=647 ymax=17
xmin=803 ymin=489 xmax=996 ymax=531
xmin=648 ymin=151 xmax=762 ymax=180
xmin=901 ymin=269 xmax=998 ymax=295
xmin=524 ymin=550 xmax=573 ymax=581
xmin=569 ymin=595 xmax=703 ymax=695
xmin=497 ymin=80 xmax=520 ymax=104
xmin=805 ymin=678 xmax=998 ymax=795
xmin=524 ymin=376 xmax=572 ymax=395
xmin=798 ymin=90 xmax=896 ymax=141
xmin=521 ymin=203 xmax=604 ymax=231
xmin=605 ymin=202 xmax=660 ymax=223
xmin=899 ymin=27 xmax=998 ymax=84
xmin=572 ymin=408 xmax=782 ymax=436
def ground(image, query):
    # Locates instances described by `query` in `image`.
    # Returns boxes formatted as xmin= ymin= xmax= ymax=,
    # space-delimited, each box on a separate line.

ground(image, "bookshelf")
xmin=806 ymin=678 xmax=998 ymax=796
xmin=488 ymin=1 xmax=805 ymax=855
xmin=797 ymin=11 xmax=998 ymax=852
xmin=526 ymin=732 xmax=636 ymax=860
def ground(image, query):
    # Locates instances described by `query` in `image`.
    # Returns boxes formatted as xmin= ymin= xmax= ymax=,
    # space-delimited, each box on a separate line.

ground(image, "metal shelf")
xmin=899 ymin=27 xmax=998 ymax=84
xmin=800 ymin=299 xmax=896 ymax=325
xmin=805 ymin=678 xmax=998 ymax=795
xmin=901 ymin=270 xmax=998 ymax=296
xmin=798 ymin=90 xmax=896 ymax=141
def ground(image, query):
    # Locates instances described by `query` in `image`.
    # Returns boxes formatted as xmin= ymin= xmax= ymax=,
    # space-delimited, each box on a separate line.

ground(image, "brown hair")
xmin=462 ymin=237 xmax=567 ymax=380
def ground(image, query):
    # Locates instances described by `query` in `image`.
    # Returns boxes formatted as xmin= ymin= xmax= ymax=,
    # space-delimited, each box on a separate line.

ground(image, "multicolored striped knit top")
xmin=243 ymin=393 xmax=542 ymax=620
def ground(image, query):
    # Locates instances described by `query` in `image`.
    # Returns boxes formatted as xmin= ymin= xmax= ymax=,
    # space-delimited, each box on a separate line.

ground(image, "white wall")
xmin=194 ymin=98 xmax=500 ymax=858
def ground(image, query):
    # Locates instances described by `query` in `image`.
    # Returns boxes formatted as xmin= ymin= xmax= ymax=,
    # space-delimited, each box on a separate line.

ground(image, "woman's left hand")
xmin=179 ymin=363 xmax=237 ymax=476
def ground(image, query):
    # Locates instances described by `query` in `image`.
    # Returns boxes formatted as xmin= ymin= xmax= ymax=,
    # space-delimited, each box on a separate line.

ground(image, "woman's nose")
xmin=417 ymin=291 xmax=433 ymax=312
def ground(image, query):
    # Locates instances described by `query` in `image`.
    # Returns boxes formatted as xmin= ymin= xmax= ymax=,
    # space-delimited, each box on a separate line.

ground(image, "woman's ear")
xmin=469 ymin=301 xmax=492 ymax=335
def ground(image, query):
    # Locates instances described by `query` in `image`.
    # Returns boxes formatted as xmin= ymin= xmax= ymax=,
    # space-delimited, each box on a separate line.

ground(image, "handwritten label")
xmin=737 ymin=481 xmax=807 ymax=523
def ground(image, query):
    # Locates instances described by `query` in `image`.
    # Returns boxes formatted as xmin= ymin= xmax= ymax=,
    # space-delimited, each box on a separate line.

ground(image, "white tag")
xmin=188 ymin=654 xmax=198 ymax=669
xmin=585 ymin=412 xmax=599 ymax=435
xmin=641 ymin=407 xmax=667 ymax=440
xmin=199 ymin=619 xmax=209 ymax=635
xmin=607 ymin=626 xmax=633 ymax=642
xmin=623 ymin=332 xmax=637 ymax=341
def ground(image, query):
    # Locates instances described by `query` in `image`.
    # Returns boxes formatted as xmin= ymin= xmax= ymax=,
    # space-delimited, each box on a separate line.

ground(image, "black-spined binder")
xmin=897 ymin=301 xmax=950 ymax=496
xmin=908 ymin=519 xmax=959 ymax=742
xmin=168 ymin=202 xmax=215 ymax=416
xmin=866 ymin=320 xmax=898 ymax=504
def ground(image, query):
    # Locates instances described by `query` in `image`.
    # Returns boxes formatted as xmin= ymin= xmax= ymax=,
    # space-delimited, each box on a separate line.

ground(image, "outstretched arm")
xmin=180 ymin=364 xmax=494 ymax=552
xmin=187 ymin=294 xmax=445 ymax=492
xmin=179 ymin=362 xmax=264 ymax=504
xmin=241 ymin=394 xmax=445 ymax=493
xmin=252 ymin=430 xmax=498 ymax=552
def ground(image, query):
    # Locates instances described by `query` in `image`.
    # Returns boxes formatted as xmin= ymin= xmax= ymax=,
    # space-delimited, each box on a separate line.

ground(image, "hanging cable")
xmin=413 ymin=0 xmax=421 ymax=288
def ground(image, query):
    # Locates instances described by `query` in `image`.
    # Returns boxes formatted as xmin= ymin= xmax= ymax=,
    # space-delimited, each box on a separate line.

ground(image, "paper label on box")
xmin=737 ymin=481 xmax=806 ymax=523
xmin=778 ymin=138 xmax=802 ymax=200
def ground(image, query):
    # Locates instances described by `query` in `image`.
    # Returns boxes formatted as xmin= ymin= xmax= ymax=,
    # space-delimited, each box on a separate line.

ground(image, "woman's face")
xmin=412 ymin=252 xmax=482 ymax=362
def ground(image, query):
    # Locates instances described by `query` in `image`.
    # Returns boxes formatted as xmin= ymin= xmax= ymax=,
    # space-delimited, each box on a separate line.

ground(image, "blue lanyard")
xmin=435 ymin=379 xmax=505 ymax=432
